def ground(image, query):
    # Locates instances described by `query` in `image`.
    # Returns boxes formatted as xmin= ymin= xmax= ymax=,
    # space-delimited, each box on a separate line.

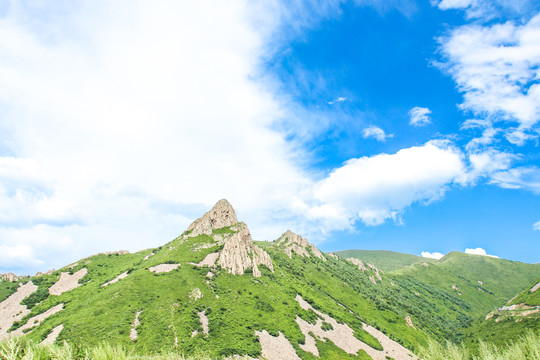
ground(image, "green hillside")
xmin=332 ymin=250 xmax=434 ymax=272
xmin=464 ymin=276 xmax=540 ymax=351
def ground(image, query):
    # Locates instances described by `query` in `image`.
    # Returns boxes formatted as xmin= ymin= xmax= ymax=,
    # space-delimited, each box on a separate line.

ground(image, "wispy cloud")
xmin=409 ymin=107 xmax=432 ymax=126
xmin=362 ymin=126 xmax=394 ymax=141
xmin=434 ymin=0 xmax=534 ymax=20
xmin=534 ymin=221 xmax=540 ymax=231
xmin=437 ymin=14 xmax=540 ymax=145
xmin=489 ymin=167 xmax=540 ymax=193
xmin=328 ymin=96 xmax=347 ymax=105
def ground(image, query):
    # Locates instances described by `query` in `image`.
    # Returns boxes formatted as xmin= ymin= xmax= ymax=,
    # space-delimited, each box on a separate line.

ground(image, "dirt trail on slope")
xmin=130 ymin=311 xmax=142 ymax=341
xmin=102 ymin=271 xmax=129 ymax=287
xmin=0 ymin=281 xmax=38 ymax=340
xmin=49 ymin=269 xmax=87 ymax=296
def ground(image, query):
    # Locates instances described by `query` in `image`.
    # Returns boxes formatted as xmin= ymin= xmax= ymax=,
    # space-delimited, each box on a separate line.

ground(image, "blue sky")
xmin=0 ymin=0 xmax=539 ymax=274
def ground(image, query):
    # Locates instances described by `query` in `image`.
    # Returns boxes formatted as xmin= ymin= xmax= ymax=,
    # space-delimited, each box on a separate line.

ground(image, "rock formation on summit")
xmin=217 ymin=222 xmax=274 ymax=277
xmin=188 ymin=200 xmax=274 ymax=277
xmin=277 ymin=230 xmax=326 ymax=261
xmin=187 ymin=199 xmax=238 ymax=237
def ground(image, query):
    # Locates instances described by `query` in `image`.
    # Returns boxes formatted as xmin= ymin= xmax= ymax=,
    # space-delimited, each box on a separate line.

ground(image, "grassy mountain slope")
xmin=1 ymin=201 xmax=538 ymax=359
xmin=1 ymin=202 xmax=431 ymax=359
xmin=332 ymin=250 xmax=434 ymax=272
xmin=464 ymin=276 xmax=540 ymax=351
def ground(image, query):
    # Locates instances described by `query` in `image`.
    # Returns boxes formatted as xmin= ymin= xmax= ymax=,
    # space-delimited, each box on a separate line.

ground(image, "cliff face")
xmin=217 ymin=222 xmax=274 ymax=277
xmin=187 ymin=199 xmax=238 ymax=237
xmin=277 ymin=230 xmax=326 ymax=261
xmin=188 ymin=200 xmax=273 ymax=277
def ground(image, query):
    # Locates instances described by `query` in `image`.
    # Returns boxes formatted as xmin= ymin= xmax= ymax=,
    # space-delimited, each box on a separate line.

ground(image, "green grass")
xmin=0 ymin=281 xmax=18 ymax=303
xmin=419 ymin=330 xmax=540 ymax=359
xmin=0 ymin=336 xmax=238 ymax=360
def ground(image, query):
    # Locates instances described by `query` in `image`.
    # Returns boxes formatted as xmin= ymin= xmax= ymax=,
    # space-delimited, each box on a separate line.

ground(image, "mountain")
xmin=0 ymin=199 xmax=538 ymax=359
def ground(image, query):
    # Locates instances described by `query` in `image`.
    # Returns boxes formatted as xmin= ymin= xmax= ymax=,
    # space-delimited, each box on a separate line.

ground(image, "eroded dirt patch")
xmin=295 ymin=295 xmax=417 ymax=360
xmin=196 ymin=252 xmax=220 ymax=267
xmin=49 ymin=268 xmax=88 ymax=296
xmin=255 ymin=330 xmax=301 ymax=360
xmin=42 ymin=324 xmax=64 ymax=345
xmin=0 ymin=281 xmax=38 ymax=340
xmin=11 ymin=303 xmax=64 ymax=336
xmin=149 ymin=264 xmax=180 ymax=273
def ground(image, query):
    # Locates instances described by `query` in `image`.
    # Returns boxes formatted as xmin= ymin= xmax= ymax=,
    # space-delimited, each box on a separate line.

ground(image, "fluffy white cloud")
xmin=421 ymin=251 xmax=444 ymax=259
xmin=534 ymin=221 xmax=540 ymax=231
xmin=311 ymin=141 xmax=466 ymax=227
xmin=465 ymin=247 xmax=499 ymax=258
xmin=409 ymin=107 xmax=432 ymax=126
xmin=0 ymin=0 xmax=318 ymax=273
xmin=438 ymin=13 xmax=540 ymax=145
xmin=362 ymin=126 xmax=393 ymax=142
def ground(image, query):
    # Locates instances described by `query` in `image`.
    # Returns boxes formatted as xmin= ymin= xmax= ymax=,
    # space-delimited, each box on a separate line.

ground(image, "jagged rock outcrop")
xmin=0 ymin=273 xmax=22 ymax=282
xmin=217 ymin=222 xmax=273 ymax=277
xmin=187 ymin=199 xmax=238 ymax=237
xmin=276 ymin=230 xmax=326 ymax=261
xmin=347 ymin=258 xmax=367 ymax=272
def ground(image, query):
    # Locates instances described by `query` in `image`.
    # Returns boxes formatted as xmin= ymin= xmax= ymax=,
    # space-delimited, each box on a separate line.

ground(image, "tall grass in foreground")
xmin=419 ymin=330 xmax=540 ymax=360
xmin=0 ymin=337 xmax=227 ymax=360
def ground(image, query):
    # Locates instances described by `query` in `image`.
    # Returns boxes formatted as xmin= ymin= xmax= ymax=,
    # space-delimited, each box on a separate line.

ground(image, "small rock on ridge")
xmin=277 ymin=230 xmax=326 ymax=261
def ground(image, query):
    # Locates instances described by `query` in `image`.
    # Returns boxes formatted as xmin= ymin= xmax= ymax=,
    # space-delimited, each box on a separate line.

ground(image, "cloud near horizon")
xmin=465 ymin=247 xmax=499 ymax=258
xmin=421 ymin=251 xmax=444 ymax=259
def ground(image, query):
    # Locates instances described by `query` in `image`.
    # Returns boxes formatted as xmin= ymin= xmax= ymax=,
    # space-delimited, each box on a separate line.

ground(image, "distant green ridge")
xmin=331 ymin=249 xmax=434 ymax=272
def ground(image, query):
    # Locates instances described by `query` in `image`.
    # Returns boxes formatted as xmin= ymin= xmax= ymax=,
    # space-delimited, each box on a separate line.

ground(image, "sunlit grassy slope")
xmin=2 ymin=225 xmax=539 ymax=359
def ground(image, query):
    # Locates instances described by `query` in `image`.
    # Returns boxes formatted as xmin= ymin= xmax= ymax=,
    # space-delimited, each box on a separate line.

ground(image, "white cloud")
xmin=438 ymin=14 xmax=540 ymax=145
xmin=421 ymin=251 xmax=444 ymax=259
xmin=362 ymin=126 xmax=393 ymax=142
xmin=311 ymin=141 xmax=466 ymax=227
xmin=0 ymin=244 xmax=42 ymax=271
xmin=465 ymin=247 xmax=499 ymax=258
xmin=409 ymin=107 xmax=432 ymax=126
xmin=534 ymin=221 xmax=540 ymax=231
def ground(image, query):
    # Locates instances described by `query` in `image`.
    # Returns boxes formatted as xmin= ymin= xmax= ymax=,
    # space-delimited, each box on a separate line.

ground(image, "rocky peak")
xmin=187 ymin=199 xmax=238 ymax=237
xmin=217 ymin=222 xmax=274 ymax=277
xmin=277 ymin=230 xmax=326 ymax=261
